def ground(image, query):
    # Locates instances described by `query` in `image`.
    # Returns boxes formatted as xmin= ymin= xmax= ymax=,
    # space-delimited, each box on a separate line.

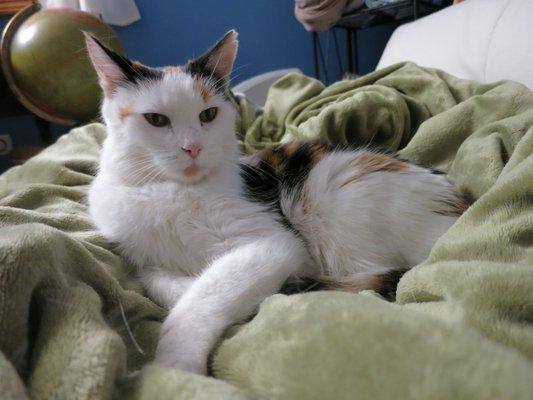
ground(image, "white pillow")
xmin=377 ymin=0 xmax=533 ymax=90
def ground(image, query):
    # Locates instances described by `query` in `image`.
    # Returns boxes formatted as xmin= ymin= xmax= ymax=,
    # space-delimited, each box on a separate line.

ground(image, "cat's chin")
xmin=162 ymin=165 xmax=212 ymax=184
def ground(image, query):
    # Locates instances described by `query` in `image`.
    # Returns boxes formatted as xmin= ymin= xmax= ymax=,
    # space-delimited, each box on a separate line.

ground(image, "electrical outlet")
xmin=0 ymin=134 xmax=13 ymax=155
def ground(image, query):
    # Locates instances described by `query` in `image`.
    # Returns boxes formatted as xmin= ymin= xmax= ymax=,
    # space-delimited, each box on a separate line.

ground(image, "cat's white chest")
xmin=89 ymin=178 xmax=278 ymax=276
xmin=133 ymin=185 xmax=230 ymax=274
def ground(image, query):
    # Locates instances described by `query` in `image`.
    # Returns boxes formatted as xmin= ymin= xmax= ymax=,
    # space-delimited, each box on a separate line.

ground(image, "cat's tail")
xmin=314 ymin=268 xmax=409 ymax=301
xmin=280 ymin=268 xmax=409 ymax=301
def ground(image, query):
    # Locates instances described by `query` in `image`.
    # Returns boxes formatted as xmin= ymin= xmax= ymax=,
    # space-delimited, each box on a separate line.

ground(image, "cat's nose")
xmin=181 ymin=142 xmax=203 ymax=159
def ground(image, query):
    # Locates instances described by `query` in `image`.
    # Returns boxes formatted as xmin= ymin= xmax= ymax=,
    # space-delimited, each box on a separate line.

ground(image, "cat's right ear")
xmin=84 ymin=33 xmax=130 ymax=96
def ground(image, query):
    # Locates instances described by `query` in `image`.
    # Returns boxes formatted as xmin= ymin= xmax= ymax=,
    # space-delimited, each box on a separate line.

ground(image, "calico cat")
xmin=85 ymin=30 xmax=466 ymax=374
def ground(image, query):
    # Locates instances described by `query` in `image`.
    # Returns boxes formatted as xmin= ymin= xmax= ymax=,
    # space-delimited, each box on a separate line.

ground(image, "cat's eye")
xmin=143 ymin=113 xmax=170 ymax=127
xmin=199 ymin=107 xmax=218 ymax=123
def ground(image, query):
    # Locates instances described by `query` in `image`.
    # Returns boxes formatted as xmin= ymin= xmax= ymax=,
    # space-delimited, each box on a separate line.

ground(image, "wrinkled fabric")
xmin=1 ymin=63 xmax=533 ymax=399
xmin=294 ymin=0 xmax=348 ymax=31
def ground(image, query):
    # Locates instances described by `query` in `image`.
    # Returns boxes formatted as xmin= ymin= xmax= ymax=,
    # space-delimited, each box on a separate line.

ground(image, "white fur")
xmin=87 ymin=36 xmax=461 ymax=375
xmin=88 ymin=64 xmax=312 ymax=373
xmin=281 ymin=151 xmax=459 ymax=277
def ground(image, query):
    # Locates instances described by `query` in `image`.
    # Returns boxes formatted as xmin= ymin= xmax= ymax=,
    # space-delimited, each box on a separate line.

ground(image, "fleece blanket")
xmin=1 ymin=62 xmax=532 ymax=399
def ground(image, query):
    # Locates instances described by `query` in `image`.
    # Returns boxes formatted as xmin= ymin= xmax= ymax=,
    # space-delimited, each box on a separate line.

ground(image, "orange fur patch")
xmin=193 ymin=77 xmax=211 ymax=102
xmin=162 ymin=66 xmax=182 ymax=74
xmin=316 ymin=268 xmax=408 ymax=300
xmin=280 ymin=142 xmax=301 ymax=158
xmin=131 ymin=60 xmax=149 ymax=69
xmin=454 ymin=198 xmax=469 ymax=214
xmin=436 ymin=196 xmax=470 ymax=216
xmin=342 ymin=152 xmax=407 ymax=188
xmin=256 ymin=142 xmax=329 ymax=175
xmin=255 ymin=148 xmax=279 ymax=168
xmin=308 ymin=143 xmax=329 ymax=165
xmin=358 ymin=152 xmax=407 ymax=174
xmin=118 ymin=105 xmax=133 ymax=121
xmin=183 ymin=165 xmax=199 ymax=177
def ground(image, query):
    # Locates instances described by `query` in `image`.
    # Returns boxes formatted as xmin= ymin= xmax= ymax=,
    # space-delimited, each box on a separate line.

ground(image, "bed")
xmin=1 ymin=1 xmax=533 ymax=399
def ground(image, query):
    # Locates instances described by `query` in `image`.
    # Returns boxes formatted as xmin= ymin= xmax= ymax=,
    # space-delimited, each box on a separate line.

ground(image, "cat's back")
xmin=245 ymin=142 xmax=467 ymax=275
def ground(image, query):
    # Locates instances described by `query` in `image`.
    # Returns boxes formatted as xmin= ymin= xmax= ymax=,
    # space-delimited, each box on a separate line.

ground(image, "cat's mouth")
xmin=183 ymin=163 xmax=200 ymax=178
xmin=154 ymin=156 xmax=209 ymax=183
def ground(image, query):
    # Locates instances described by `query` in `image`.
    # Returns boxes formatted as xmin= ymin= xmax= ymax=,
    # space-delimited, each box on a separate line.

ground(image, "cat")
xmin=84 ymin=30 xmax=467 ymax=375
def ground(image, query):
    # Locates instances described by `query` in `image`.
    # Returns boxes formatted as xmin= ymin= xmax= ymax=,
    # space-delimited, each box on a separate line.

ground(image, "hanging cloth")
xmin=40 ymin=0 xmax=141 ymax=26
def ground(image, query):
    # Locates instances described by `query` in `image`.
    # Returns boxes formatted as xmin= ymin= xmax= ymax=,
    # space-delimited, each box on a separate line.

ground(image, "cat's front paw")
xmin=154 ymin=342 xmax=207 ymax=375
xmin=154 ymin=309 xmax=210 ymax=375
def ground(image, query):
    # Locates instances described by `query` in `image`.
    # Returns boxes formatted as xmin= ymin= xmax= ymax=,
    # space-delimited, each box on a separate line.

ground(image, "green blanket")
xmin=1 ymin=63 xmax=532 ymax=399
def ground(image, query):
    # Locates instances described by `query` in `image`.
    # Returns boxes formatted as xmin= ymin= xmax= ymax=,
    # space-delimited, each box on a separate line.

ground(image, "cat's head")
xmin=85 ymin=31 xmax=239 ymax=184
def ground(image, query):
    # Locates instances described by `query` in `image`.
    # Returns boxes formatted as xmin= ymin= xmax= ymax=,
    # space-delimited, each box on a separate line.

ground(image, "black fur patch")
xmin=185 ymin=32 xmax=234 ymax=97
xmin=280 ymin=269 xmax=409 ymax=301
xmin=90 ymin=35 xmax=163 ymax=85
xmin=373 ymin=268 xmax=409 ymax=301
xmin=240 ymin=142 xmax=332 ymax=234
xmin=186 ymin=58 xmax=224 ymax=91
xmin=240 ymin=160 xmax=280 ymax=209
xmin=279 ymin=277 xmax=328 ymax=295
xmin=279 ymin=269 xmax=408 ymax=301
xmin=240 ymin=160 xmax=294 ymax=231
xmin=279 ymin=143 xmax=315 ymax=189
xmin=240 ymin=143 xmax=327 ymax=214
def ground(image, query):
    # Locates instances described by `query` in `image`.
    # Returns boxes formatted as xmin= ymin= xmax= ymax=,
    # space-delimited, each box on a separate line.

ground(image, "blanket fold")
xmin=1 ymin=63 xmax=532 ymax=399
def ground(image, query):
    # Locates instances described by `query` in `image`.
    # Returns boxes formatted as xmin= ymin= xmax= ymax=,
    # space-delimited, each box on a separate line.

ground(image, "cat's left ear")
xmin=186 ymin=30 xmax=238 ymax=88
xmin=84 ymin=32 xmax=158 ymax=96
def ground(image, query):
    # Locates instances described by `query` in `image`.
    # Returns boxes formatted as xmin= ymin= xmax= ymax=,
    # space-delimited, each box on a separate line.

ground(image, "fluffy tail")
xmin=315 ymin=269 xmax=409 ymax=301
xmin=280 ymin=269 xmax=409 ymax=301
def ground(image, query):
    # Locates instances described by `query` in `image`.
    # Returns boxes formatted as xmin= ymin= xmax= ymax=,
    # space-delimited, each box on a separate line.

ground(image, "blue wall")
xmin=117 ymin=0 xmax=315 ymax=80
xmin=0 ymin=0 xmax=395 ymax=172
xmin=115 ymin=0 xmax=395 ymax=83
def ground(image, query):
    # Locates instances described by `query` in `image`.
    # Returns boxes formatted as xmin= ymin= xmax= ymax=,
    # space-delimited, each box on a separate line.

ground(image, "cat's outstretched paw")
xmin=154 ymin=312 xmax=209 ymax=375
xmin=154 ymin=348 xmax=207 ymax=375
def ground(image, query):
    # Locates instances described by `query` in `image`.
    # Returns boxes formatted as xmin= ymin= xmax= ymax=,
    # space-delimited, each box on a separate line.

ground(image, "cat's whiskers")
xmin=136 ymin=164 xmax=163 ymax=186
xmin=122 ymin=158 xmax=158 ymax=184
xmin=125 ymin=155 xmax=164 ymax=186
xmin=214 ymin=64 xmax=251 ymax=83
xmin=208 ymin=52 xmax=224 ymax=84
xmin=211 ymin=71 xmax=242 ymax=89
xmin=230 ymin=63 xmax=251 ymax=75
xmin=137 ymin=169 xmax=158 ymax=186
xmin=208 ymin=63 xmax=249 ymax=90
xmin=142 ymin=156 xmax=179 ymax=185
xmin=129 ymin=166 xmax=157 ymax=187
xmin=125 ymin=157 xmax=156 ymax=170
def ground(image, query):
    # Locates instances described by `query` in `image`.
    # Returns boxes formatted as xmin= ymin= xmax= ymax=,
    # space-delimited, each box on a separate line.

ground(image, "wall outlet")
xmin=0 ymin=134 xmax=13 ymax=155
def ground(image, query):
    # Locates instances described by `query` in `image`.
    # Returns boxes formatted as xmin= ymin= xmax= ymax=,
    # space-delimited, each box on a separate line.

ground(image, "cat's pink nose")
xmin=181 ymin=143 xmax=202 ymax=159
